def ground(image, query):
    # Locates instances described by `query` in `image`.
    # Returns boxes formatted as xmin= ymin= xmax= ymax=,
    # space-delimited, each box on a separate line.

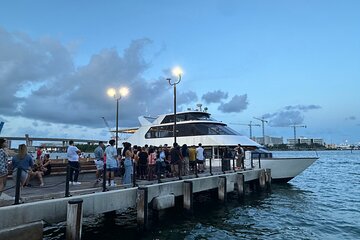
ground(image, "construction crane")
xmin=230 ymin=121 xmax=260 ymax=139
xmin=254 ymin=117 xmax=268 ymax=145
xmin=290 ymin=124 xmax=307 ymax=145
xmin=101 ymin=117 xmax=115 ymax=139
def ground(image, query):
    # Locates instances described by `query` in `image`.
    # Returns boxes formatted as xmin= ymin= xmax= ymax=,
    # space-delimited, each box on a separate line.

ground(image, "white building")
xmin=253 ymin=136 xmax=283 ymax=146
xmin=287 ymin=137 xmax=324 ymax=146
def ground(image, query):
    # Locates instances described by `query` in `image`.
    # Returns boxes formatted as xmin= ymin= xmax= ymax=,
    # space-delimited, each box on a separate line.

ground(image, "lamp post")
xmin=107 ymin=87 xmax=129 ymax=151
xmin=167 ymin=66 xmax=183 ymax=144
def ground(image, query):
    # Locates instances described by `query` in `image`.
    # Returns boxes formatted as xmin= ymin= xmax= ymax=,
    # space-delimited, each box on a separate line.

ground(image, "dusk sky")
xmin=0 ymin=0 xmax=359 ymax=145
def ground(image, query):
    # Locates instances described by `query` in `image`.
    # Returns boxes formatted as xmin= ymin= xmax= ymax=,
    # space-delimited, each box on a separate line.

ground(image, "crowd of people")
xmin=0 ymin=137 xmax=52 ymax=196
xmin=0 ymin=136 xmax=247 ymax=196
xmin=91 ymin=141 xmax=207 ymax=186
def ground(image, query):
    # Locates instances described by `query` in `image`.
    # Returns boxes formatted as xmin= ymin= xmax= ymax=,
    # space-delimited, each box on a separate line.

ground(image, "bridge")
xmin=2 ymin=134 xmax=106 ymax=148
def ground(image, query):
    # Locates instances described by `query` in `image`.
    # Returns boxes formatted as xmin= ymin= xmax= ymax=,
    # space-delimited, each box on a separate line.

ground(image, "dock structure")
xmin=0 ymin=168 xmax=271 ymax=239
xmin=3 ymin=134 xmax=105 ymax=148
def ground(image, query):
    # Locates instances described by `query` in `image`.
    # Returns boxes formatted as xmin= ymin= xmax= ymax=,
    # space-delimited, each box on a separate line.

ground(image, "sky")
xmin=0 ymin=0 xmax=359 ymax=146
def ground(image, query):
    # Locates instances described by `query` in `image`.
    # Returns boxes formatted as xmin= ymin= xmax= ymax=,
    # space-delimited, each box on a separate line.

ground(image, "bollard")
xmin=183 ymin=181 xmax=193 ymax=213
xmin=236 ymin=173 xmax=245 ymax=199
xmin=65 ymin=165 xmax=71 ymax=197
xmin=209 ymin=157 xmax=213 ymax=175
xmin=218 ymin=176 xmax=227 ymax=202
xmin=137 ymin=187 xmax=148 ymax=231
xmin=66 ymin=198 xmax=83 ymax=240
xmin=102 ymin=163 xmax=107 ymax=192
xmin=14 ymin=168 xmax=22 ymax=205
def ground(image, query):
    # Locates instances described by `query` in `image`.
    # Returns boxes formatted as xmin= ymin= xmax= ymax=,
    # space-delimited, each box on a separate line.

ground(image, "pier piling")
xmin=236 ymin=173 xmax=245 ymax=199
xmin=66 ymin=198 xmax=83 ymax=240
xmin=218 ymin=176 xmax=227 ymax=202
xmin=183 ymin=181 xmax=193 ymax=212
xmin=259 ymin=169 xmax=266 ymax=190
xmin=265 ymin=168 xmax=272 ymax=191
xmin=137 ymin=187 xmax=148 ymax=231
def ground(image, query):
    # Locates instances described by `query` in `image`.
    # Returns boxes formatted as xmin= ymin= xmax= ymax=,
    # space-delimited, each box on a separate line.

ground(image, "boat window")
xmin=161 ymin=112 xmax=213 ymax=124
xmin=145 ymin=123 xmax=238 ymax=139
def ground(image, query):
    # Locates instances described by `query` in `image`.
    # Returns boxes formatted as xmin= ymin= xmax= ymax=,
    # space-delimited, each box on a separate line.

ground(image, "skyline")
xmin=0 ymin=1 xmax=359 ymax=145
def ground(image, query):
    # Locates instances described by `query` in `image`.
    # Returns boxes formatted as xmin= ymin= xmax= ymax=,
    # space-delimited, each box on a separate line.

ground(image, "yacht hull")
xmin=248 ymin=157 xmax=318 ymax=182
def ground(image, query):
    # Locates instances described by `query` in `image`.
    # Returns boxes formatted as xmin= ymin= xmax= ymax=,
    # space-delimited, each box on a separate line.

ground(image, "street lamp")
xmin=167 ymin=66 xmax=183 ymax=144
xmin=107 ymin=87 xmax=129 ymax=151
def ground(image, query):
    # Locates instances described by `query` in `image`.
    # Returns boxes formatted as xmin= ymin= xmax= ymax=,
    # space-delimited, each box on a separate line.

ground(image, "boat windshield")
xmin=161 ymin=112 xmax=214 ymax=124
xmin=145 ymin=123 xmax=238 ymax=139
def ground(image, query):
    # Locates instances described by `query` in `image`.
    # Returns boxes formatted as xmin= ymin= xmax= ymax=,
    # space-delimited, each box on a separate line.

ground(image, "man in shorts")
xmin=105 ymin=139 xmax=118 ymax=187
xmin=94 ymin=141 xmax=105 ymax=182
xmin=196 ymin=143 xmax=205 ymax=173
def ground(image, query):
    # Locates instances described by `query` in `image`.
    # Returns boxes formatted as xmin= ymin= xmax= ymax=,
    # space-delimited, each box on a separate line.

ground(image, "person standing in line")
xmin=123 ymin=147 xmax=133 ymax=185
xmin=170 ymin=142 xmax=182 ymax=178
xmin=138 ymin=147 xmax=148 ymax=180
xmin=188 ymin=145 xmax=196 ymax=172
xmin=196 ymin=143 xmax=205 ymax=173
xmin=94 ymin=141 xmax=105 ymax=183
xmin=67 ymin=140 xmax=81 ymax=185
xmin=12 ymin=144 xmax=35 ymax=187
xmin=147 ymin=146 xmax=156 ymax=180
xmin=235 ymin=144 xmax=245 ymax=169
xmin=105 ymin=139 xmax=118 ymax=187
xmin=156 ymin=146 xmax=166 ymax=177
xmin=181 ymin=144 xmax=189 ymax=176
xmin=0 ymin=138 xmax=9 ymax=196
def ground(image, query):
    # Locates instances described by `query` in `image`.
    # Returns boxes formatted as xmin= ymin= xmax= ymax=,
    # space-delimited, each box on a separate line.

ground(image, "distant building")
xmin=253 ymin=136 xmax=283 ymax=146
xmin=287 ymin=137 xmax=324 ymax=146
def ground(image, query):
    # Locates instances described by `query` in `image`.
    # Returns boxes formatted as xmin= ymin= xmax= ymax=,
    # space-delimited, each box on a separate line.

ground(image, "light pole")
xmin=167 ymin=66 xmax=183 ymax=144
xmin=107 ymin=87 xmax=129 ymax=151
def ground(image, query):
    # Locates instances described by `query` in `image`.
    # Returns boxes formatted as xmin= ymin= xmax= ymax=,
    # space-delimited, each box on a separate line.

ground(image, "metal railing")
xmin=1 ymin=153 xmax=264 ymax=206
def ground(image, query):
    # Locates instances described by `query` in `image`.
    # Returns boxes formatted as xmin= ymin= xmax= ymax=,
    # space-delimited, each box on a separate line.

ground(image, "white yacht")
xmin=123 ymin=110 xmax=318 ymax=182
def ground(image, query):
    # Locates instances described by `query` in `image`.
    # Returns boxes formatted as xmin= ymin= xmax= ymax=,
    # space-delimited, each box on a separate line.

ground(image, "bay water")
xmin=44 ymin=150 xmax=360 ymax=239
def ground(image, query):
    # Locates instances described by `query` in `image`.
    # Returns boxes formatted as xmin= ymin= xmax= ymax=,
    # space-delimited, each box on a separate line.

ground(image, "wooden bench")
xmin=51 ymin=160 xmax=97 ymax=175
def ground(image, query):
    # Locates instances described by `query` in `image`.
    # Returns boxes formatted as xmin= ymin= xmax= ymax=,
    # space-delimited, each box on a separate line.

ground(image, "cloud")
xmin=177 ymin=91 xmax=198 ymax=107
xmin=0 ymin=27 xmax=198 ymax=129
xmin=218 ymin=94 xmax=248 ymax=113
xmin=202 ymin=90 xmax=228 ymax=104
xmin=266 ymin=111 xmax=304 ymax=127
xmin=284 ymin=104 xmax=321 ymax=112
xmin=345 ymin=116 xmax=356 ymax=121
xmin=263 ymin=104 xmax=321 ymax=127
